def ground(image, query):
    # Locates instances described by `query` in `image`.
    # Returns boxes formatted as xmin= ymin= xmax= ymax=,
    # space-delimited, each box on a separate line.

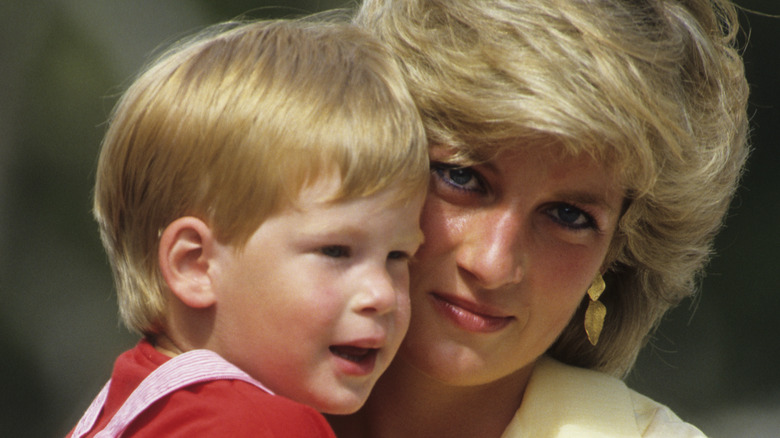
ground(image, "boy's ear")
xmin=158 ymin=217 xmax=218 ymax=309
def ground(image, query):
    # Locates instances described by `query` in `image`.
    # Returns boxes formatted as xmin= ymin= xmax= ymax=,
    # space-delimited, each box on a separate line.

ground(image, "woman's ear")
xmin=158 ymin=217 xmax=218 ymax=309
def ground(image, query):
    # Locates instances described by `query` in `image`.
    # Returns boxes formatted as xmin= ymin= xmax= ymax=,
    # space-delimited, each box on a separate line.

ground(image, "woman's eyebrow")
xmin=554 ymin=190 xmax=621 ymax=214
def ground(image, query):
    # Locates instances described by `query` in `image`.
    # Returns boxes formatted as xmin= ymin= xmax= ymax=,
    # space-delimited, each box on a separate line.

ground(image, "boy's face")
xmin=206 ymin=175 xmax=425 ymax=414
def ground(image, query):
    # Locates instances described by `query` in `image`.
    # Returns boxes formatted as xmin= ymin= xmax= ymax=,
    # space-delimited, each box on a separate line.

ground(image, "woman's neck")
xmin=331 ymin=357 xmax=535 ymax=438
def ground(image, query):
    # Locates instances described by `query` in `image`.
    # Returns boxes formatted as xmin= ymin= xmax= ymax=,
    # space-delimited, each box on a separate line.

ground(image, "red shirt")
xmin=68 ymin=340 xmax=336 ymax=437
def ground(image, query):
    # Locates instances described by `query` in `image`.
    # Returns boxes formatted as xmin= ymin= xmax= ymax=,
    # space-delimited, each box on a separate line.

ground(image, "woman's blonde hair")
xmin=354 ymin=0 xmax=749 ymax=376
xmin=94 ymin=17 xmax=428 ymax=336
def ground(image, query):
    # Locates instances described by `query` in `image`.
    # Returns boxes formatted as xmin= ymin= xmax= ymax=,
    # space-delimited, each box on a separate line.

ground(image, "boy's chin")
xmin=315 ymin=388 xmax=371 ymax=416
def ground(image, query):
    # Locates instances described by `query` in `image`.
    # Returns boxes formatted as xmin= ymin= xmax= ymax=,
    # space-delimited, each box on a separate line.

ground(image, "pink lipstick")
xmin=431 ymin=293 xmax=514 ymax=333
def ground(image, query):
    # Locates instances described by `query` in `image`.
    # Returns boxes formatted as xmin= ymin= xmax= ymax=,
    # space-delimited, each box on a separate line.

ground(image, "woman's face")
xmin=400 ymin=143 xmax=623 ymax=386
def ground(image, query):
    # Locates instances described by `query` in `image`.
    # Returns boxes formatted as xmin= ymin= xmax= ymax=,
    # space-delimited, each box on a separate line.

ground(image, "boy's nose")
xmin=354 ymin=267 xmax=398 ymax=316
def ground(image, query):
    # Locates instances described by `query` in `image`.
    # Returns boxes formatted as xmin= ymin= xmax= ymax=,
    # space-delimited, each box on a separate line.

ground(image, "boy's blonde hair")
xmin=94 ymin=18 xmax=428 ymax=335
xmin=355 ymin=0 xmax=749 ymax=376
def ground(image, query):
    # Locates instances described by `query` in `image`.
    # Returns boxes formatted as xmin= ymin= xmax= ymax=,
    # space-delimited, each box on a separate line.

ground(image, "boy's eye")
xmin=387 ymin=250 xmax=410 ymax=261
xmin=320 ymin=245 xmax=350 ymax=258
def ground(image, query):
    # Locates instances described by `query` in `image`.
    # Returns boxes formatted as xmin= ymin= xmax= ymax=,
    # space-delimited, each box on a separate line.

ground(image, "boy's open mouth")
xmin=329 ymin=345 xmax=378 ymax=364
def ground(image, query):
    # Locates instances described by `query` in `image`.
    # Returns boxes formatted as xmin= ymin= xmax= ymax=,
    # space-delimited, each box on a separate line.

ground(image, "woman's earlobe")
xmin=158 ymin=217 xmax=217 ymax=309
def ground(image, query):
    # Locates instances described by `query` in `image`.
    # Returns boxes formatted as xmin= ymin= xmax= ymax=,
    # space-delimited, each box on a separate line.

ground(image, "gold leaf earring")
xmin=584 ymin=274 xmax=606 ymax=346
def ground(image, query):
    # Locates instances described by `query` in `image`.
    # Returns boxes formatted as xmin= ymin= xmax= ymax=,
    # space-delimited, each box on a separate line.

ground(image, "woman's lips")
xmin=430 ymin=293 xmax=514 ymax=333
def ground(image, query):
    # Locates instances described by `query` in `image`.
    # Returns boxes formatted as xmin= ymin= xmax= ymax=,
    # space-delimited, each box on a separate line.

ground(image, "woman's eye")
xmin=547 ymin=204 xmax=595 ymax=230
xmin=432 ymin=163 xmax=484 ymax=192
xmin=320 ymin=245 xmax=350 ymax=258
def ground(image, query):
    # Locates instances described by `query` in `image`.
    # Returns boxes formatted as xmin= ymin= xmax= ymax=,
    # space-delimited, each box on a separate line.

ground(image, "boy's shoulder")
xmin=126 ymin=378 xmax=336 ymax=437
xmin=101 ymin=341 xmax=336 ymax=438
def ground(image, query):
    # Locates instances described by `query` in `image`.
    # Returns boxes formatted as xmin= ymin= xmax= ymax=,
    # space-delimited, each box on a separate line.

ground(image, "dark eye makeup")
xmin=433 ymin=161 xmax=602 ymax=232
xmin=545 ymin=204 xmax=598 ymax=231
xmin=431 ymin=162 xmax=485 ymax=193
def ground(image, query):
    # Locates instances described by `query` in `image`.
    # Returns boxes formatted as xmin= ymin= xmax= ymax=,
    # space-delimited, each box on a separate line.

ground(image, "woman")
xmin=329 ymin=0 xmax=749 ymax=436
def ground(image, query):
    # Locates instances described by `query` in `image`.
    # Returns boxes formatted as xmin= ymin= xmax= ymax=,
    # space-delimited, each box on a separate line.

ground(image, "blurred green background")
xmin=0 ymin=1 xmax=777 ymax=437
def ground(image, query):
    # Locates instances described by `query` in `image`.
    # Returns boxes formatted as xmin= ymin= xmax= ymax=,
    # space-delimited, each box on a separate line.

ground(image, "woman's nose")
xmin=457 ymin=208 xmax=524 ymax=290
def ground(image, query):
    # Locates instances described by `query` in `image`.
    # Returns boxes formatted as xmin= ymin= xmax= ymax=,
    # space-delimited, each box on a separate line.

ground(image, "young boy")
xmin=68 ymin=17 xmax=428 ymax=437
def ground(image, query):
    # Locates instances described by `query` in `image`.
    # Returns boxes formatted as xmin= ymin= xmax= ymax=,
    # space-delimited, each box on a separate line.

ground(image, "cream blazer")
xmin=501 ymin=356 xmax=707 ymax=438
